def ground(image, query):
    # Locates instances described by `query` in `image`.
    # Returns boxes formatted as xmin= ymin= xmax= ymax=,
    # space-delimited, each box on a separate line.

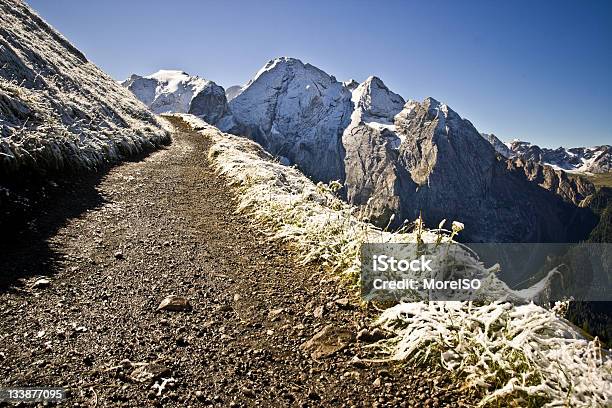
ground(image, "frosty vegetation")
xmin=176 ymin=114 xmax=611 ymax=407
xmin=0 ymin=0 xmax=170 ymax=180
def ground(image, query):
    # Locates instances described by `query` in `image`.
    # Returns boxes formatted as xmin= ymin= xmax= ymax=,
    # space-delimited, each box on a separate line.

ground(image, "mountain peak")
xmin=351 ymin=76 xmax=404 ymax=123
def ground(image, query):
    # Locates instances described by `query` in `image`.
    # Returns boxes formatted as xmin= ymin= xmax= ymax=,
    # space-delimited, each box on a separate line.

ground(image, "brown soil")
xmin=0 ymin=117 xmax=477 ymax=407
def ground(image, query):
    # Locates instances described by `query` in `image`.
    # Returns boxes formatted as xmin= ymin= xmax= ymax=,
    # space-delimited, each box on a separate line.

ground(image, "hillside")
xmin=0 ymin=0 xmax=169 ymax=223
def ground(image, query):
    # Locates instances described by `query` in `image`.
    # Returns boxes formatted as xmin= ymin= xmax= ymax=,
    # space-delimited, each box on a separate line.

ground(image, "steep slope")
xmin=481 ymin=133 xmax=514 ymax=158
xmin=122 ymin=70 xmax=227 ymax=124
xmin=0 ymin=0 xmax=169 ymax=182
xmin=219 ymin=57 xmax=353 ymax=182
xmin=379 ymin=98 xmax=597 ymax=241
xmin=506 ymin=157 xmax=596 ymax=206
xmin=342 ymin=77 xmax=405 ymax=224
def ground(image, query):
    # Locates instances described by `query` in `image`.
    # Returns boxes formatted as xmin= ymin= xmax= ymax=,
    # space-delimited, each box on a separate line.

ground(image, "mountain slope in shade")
xmin=481 ymin=134 xmax=611 ymax=174
xmin=364 ymin=98 xmax=596 ymax=242
xmin=0 ymin=0 xmax=168 ymax=180
xmin=121 ymin=70 xmax=227 ymax=124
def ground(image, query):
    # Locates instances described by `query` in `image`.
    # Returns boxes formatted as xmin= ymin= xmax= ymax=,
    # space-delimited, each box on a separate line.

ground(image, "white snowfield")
xmin=177 ymin=113 xmax=611 ymax=408
xmin=0 ymin=0 xmax=169 ymax=177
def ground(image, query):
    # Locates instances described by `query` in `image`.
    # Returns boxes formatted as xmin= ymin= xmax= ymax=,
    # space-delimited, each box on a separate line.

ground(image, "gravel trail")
xmin=0 ymin=118 xmax=475 ymax=407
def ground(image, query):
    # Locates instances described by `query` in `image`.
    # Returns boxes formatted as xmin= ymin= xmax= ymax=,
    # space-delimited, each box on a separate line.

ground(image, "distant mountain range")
xmin=481 ymin=133 xmax=611 ymax=174
xmin=122 ymin=58 xmax=601 ymax=242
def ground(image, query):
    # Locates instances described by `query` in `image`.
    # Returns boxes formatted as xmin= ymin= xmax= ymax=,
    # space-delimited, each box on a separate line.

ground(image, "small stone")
xmin=32 ymin=278 xmax=50 ymax=288
xmin=268 ymin=308 xmax=284 ymax=319
xmin=308 ymin=391 xmax=321 ymax=401
xmin=114 ymin=251 xmax=124 ymax=260
xmin=157 ymin=295 xmax=191 ymax=312
xmin=300 ymin=324 xmax=355 ymax=359
xmin=356 ymin=328 xmax=387 ymax=343
xmin=242 ymin=387 xmax=255 ymax=398
xmin=130 ymin=363 xmax=171 ymax=383
xmin=313 ymin=305 xmax=325 ymax=319
xmin=335 ymin=297 xmax=350 ymax=308
xmin=373 ymin=378 xmax=382 ymax=388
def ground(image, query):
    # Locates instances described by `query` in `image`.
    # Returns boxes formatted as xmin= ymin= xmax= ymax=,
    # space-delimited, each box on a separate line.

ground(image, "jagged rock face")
xmin=225 ymin=85 xmax=243 ymax=101
xmin=122 ymin=70 xmax=227 ymax=124
xmin=507 ymin=157 xmax=596 ymax=206
xmin=482 ymin=136 xmax=612 ymax=174
xmin=0 ymin=0 xmax=168 ymax=178
xmin=220 ymin=57 xmax=353 ymax=182
xmin=348 ymin=98 xmax=596 ymax=242
xmin=342 ymin=77 xmax=405 ymax=224
xmin=350 ymin=76 xmax=405 ymax=123
xmin=342 ymin=79 xmax=359 ymax=91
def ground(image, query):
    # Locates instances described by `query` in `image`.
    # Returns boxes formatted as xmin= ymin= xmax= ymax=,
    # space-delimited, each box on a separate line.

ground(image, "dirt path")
xmin=0 ymin=118 xmax=474 ymax=407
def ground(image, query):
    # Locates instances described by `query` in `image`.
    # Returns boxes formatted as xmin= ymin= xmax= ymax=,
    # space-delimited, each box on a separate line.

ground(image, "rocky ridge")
xmin=481 ymin=134 xmax=611 ymax=174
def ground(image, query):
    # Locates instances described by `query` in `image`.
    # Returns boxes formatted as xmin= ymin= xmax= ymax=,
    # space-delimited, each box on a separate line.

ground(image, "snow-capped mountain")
xmin=217 ymin=57 xmax=596 ymax=242
xmin=0 ymin=0 xmax=168 ymax=181
xmin=117 ymin=55 xmax=598 ymax=242
xmin=480 ymin=133 xmax=514 ymax=158
xmin=121 ymin=70 xmax=227 ymax=124
xmin=481 ymin=133 xmax=611 ymax=174
xmin=219 ymin=57 xmax=353 ymax=182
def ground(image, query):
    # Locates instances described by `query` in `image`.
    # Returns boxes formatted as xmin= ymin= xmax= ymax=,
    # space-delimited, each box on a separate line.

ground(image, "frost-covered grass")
xmin=0 ymin=0 xmax=170 ymax=179
xmin=0 ymin=79 xmax=169 ymax=176
xmin=177 ymin=114 xmax=611 ymax=407
xmin=375 ymin=302 xmax=610 ymax=407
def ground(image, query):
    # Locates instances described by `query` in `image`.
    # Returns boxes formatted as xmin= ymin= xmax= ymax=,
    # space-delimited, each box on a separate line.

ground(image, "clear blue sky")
xmin=26 ymin=0 xmax=611 ymax=148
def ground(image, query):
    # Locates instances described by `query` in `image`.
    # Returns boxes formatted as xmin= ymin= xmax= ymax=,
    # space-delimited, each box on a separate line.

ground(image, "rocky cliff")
xmin=481 ymin=134 xmax=611 ymax=174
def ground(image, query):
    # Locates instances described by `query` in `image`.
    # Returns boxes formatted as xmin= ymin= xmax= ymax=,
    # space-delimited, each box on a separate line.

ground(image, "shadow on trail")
xmin=0 ymin=148 xmax=167 ymax=293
